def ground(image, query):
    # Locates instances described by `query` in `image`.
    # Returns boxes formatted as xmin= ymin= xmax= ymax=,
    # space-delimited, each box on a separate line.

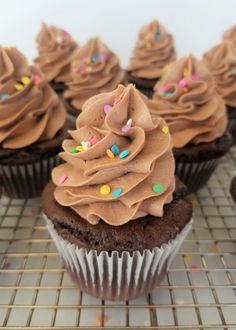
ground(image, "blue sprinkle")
xmin=119 ymin=150 xmax=129 ymax=159
xmin=1 ymin=94 xmax=9 ymax=100
xmin=111 ymin=144 xmax=119 ymax=155
xmin=155 ymin=32 xmax=161 ymax=41
xmin=165 ymin=92 xmax=173 ymax=97
xmin=112 ymin=187 xmax=123 ymax=198
xmin=91 ymin=55 xmax=96 ymax=63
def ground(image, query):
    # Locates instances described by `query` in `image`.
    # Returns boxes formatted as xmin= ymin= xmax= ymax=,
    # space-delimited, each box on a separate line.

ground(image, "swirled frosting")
xmin=34 ymin=23 xmax=77 ymax=83
xmin=222 ymin=25 xmax=236 ymax=45
xmin=52 ymin=84 xmax=175 ymax=226
xmin=63 ymin=37 xmax=125 ymax=110
xmin=127 ymin=20 xmax=176 ymax=79
xmin=148 ymin=55 xmax=227 ymax=148
xmin=0 ymin=46 xmax=66 ymax=149
xmin=203 ymin=40 xmax=236 ymax=107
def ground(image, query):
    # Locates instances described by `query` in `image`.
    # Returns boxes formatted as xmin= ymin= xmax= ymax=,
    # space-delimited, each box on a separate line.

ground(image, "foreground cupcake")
xmin=34 ymin=23 xmax=77 ymax=93
xmin=203 ymin=40 xmax=236 ymax=143
xmin=42 ymin=84 xmax=193 ymax=300
xmin=0 ymin=46 xmax=67 ymax=198
xmin=148 ymin=55 xmax=232 ymax=192
xmin=127 ymin=19 xmax=176 ymax=98
xmin=63 ymin=37 xmax=125 ymax=118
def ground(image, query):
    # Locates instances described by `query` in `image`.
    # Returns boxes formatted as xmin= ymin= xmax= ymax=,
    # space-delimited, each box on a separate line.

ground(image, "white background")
xmin=0 ymin=0 xmax=235 ymax=66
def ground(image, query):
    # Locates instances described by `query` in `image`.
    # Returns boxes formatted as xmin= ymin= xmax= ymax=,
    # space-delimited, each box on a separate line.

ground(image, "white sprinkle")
xmin=81 ymin=141 xmax=91 ymax=151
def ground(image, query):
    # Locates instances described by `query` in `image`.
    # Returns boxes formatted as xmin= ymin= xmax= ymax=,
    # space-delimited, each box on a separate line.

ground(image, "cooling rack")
xmin=0 ymin=147 xmax=236 ymax=330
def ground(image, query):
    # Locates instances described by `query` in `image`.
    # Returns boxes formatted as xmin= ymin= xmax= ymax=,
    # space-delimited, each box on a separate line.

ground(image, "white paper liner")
xmin=44 ymin=214 xmax=193 ymax=301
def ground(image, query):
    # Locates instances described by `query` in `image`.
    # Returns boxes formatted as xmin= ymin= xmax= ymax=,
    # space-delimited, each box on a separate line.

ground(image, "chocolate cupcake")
xmin=203 ymin=40 xmax=236 ymax=144
xmin=0 ymin=46 xmax=68 ymax=198
xmin=42 ymin=84 xmax=193 ymax=301
xmin=62 ymin=37 xmax=125 ymax=121
xmin=127 ymin=20 xmax=176 ymax=98
xmin=230 ymin=177 xmax=236 ymax=203
xmin=148 ymin=55 xmax=232 ymax=192
xmin=34 ymin=23 xmax=77 ymax=94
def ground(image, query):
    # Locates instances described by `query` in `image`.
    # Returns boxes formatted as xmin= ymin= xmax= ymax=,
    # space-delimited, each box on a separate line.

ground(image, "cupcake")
xmin=62 ymin=37 xmax=125 ymax=119
xmin=42 ymin=84 xmax=193 ymax=301
xmin=0 ymin=46 xmax=68 ymax=198
xmin=34 ymin=23 xmax=77 ymax=94
xmin=127 ymin=19 xmax=176 ymax=98
xmin=230 ymin=177 xmax=236 ymax=204
xmin=203 ymin=40 xmax=236 ymax=143
xmin=148 ymin=55 xmax=232 ymax=192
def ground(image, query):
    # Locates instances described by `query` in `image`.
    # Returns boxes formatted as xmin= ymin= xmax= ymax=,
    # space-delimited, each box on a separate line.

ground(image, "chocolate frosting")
xmin=203 ymin=40 xmax=236 ymax=107
xmin=222 ymin=25 xmax=236 ymax=45
xmin=52 ymin=84 xmax=175 ymax=226
xmin=148 ymin=55 xmax=227 ymax=148
xmin=63 ymin=37 xmax=125 ymax=110
xmin=128 ymin=20 xmax=176 ymax=79
xmin=0 ymin=47 xmax=66 ymax=149
xmin=35 ymin=23 xmax=77 ymax=83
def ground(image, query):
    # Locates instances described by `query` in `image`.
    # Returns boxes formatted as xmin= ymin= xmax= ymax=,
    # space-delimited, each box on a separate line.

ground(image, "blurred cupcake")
xmin=42 ymin=84 xmax=192 ymax=301
xmin=0 ymin=46 xmax=68 ymax=198
xmin=148 ymin=55 xmax=232 ymax=192
xmin=34 ymin=23 xmax=77 ymax=94
xmin=63 ymin=37 xmax=125 ymax=119
xmin=230 ymin=177 xmax=236 ymax=203
xmin=222 ymin=24 xmax=236 ymax=44
xmin=127 ymin=19 xmax=176 ymax=98
xmin=203 ymin=40 xmax=236 ymax=144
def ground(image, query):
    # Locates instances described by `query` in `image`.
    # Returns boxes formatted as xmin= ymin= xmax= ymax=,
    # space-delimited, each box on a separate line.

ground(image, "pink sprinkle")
xmin=59 ymin=175 xmax=68 ymax=184
xmin=103 ymin=104 xmax=112 ymax=114
xmin=80 ymin=68 xmax=87 ymax=76
xmin=122 ymin=124 xmax=131 ymax=132
xmin=31 ymin=75 xmax=42 ymax=85
xmin=190 ymin=264 xmax=198 ymax=270
xmin=179 ymin=79 xmax=187 ymax=89
xmin=90 ymin=136 xmax=99 ymax=145
xmin=113 ymin=97 xmax=122 ymax=106
xmin=158 ymin=86 xmax=166 ymax=93
xmin=192 ymin=74 xmax=199 ymax=81
xmin=103 ymin=53 xmax=109 ymax=62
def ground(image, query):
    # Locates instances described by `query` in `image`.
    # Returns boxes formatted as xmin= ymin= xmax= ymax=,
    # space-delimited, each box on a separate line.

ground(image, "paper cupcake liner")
xmin=175 ymin=158 xmax=219 ymax=193
xmin=45 ymin=215 xmax=193 ymax=301
xmin=0 ymin=155 xmax=61 ymax=199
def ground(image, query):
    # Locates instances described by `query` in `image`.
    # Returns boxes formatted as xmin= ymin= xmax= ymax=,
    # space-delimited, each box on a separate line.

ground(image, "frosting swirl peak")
xmin=128 ymin=20 xmax=176 ymax=79
xmin=148 ymin=55 xmax=227 ymax=148
xmin=52 ymin=84 xmax=175 ymax=225
xmin=0 ymin=46 xmax=66 ymax=149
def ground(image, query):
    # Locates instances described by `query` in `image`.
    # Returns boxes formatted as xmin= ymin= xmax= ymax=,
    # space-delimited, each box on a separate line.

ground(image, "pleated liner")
xmin=45 ymin=215 xmax=193 ymax=301
xmin=175 ymin=158 xmax=219 ymax=193
xmin=0 ymin=155 xmax=61 ymax=199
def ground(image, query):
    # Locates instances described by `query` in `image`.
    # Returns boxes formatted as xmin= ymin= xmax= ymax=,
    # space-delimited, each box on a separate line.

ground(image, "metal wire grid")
xmin=0 ymin=147 xmax=236 ymax=330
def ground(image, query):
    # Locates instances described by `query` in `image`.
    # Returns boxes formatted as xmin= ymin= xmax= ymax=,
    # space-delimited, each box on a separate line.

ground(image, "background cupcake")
xmin=203 ymin=40 xmax=236 ymax=143
xmin=34 ymin=23 xmax=77 ymax=94
xmin=148 ymin=55 xmax=232 ymax=192
xmin=127 ymin=19 xmax=176 ymax=98
xmin=62 ymin=37 xmax=125 ymax=119
xmin=0 ymin=46 xmax=68 ymax=198
xmin=43 ymin=84 xmax=192 ymax=301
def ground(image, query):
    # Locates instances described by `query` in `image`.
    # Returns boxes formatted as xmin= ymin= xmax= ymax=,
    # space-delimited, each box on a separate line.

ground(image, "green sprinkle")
xmin=69 ymin=147 xmax=78 ymax=153
xmin=152 ymin=183 xmax=164 ymax=194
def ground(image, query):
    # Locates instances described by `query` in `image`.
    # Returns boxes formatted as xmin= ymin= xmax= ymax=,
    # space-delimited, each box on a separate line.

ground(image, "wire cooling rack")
xmin=0 ymin=148 xmax=236 ymax=330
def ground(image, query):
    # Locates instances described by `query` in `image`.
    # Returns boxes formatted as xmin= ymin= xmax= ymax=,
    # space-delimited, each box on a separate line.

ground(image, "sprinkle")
xmin=103 ymin=104 xmax=112 ymax=114
xmin=122 ymin=118 xmax=132 ymax=133
xmin=159 ymin=92 xmax=166 ymax=97
xmin=119 ymin=150 xmax=129 ymax=159
xmin=91 ymin=55 xmax=96 ymax=63
xmin=21 ymin=76 xmax=31 ymax=85
xmin=103 ymin=53 xmax=109 ymax=62
xmin=96 ymin=315 xmax=108 ymax=326
xmin=152 ymin=183 xmax=164 ymax=194
xmin=81 ymin=141 xmax=91 ymax=151
xmin=183 ymin=255 xmax=192 ymax=263
xmin=113 ymin=97 xmax=122 ymax=106
xmin=190 ymin=264 xmax=198 ymax=270
xmin=0 ymin=94 xmax=9 ymax=100
xmin=155 ymin=31 xmax=161 ymax=41
xmin=192 ymin=74 xmax=199 ymax=81
xmin=100 ymin=185 xmax=111 ymax=195
xmin=76 ymin=145 xmax=84 ymax=152
xmin=106 ymin=149 xmax=115 ymax=159
xmin=90 ymin=136 xmax=99 ymax=145
xmin=162 ymin=126 xmax=169 ymax=134
xmin=183 ymin=87 xmax=188 ymax=93
xmin=69 ymin=147 xmax=78 ymax=153
xmin=59 ymin=175 xmax=68 ymax=184
xmin=86 ymin=57 xmax=91 ymax=65
xmin=146 ymin=42 xmax=151 ymax=49
xmin=15 ymin=83 xmax=24 ymax=91
xmin=111 ymin=145 xmax=119 ymax=155
xmin=165 ymin=92 xmax=173 ymax=97
xmin=31 ymin=75 xmax=42 ymax=85
xmin=112 ymin=187 xmax=123 ymax=198
xmin=183 ymin=68 xmax=188 ymax=77
xmin=158 ymin=86 xmax=167 ymax=94
xmin=179 ymin=79 xmax=187 ymax=89
xmin=80 ymin=68 xmax=87 ymax=76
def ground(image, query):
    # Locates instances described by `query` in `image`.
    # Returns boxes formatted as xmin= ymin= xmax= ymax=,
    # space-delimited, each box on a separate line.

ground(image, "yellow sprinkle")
xmin=14 ymin=83 xmax=24 ymax=91
xmin=146 ymin=42 xmax=151 ymax=49
xmin=184 ymin=255 xmax=192 ymax=263
xmin=100 ymin=185 xmax=111 ymax=195
xmin=183 ymin=68 xmax=188 ymax=77
xmin=162 ymin=126 xmax=169 ymax=134
xmin=3 ymin=45 xmax=11 ymax=50
xmin=106 ymin=149 xmax=115 ymax=159
xmin=76 ymin=145 xmax=84 ymax=152
xmin=86 ymin=57 xmax=91 ymax=65
xmin=21 ymin=76 xmax=31 ymax=85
